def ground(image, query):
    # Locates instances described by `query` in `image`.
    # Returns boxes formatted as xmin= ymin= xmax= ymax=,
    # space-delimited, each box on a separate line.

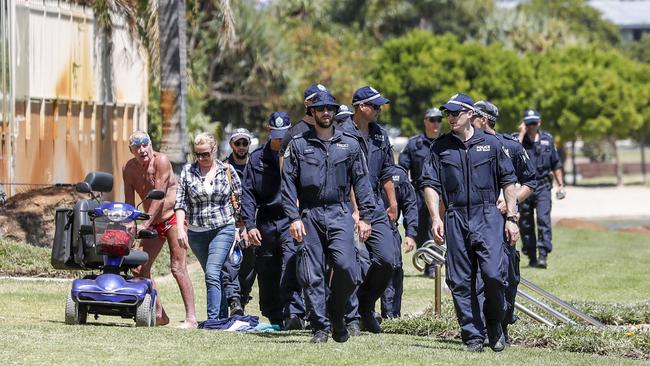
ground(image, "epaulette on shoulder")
xmin=541 ymin=130 xmax=553 ymax=139
xmin=392 ymin=164 xmax=408 ymax=175
xmin=501 ymin=133 xmax=518 ymax=142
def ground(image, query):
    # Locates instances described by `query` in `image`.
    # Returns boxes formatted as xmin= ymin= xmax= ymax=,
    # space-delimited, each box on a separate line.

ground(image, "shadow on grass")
xmin=45 ymin=319 xmax=133 ymax=328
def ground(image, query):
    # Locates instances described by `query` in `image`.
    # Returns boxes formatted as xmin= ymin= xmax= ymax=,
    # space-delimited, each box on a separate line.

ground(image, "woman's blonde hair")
xmin=193 ymin=132 xmax=216 ymax=150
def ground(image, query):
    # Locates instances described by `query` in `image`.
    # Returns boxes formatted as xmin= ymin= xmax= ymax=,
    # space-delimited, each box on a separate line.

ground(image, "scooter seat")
xmin=122 ymin=250 xmax=149 ymax=268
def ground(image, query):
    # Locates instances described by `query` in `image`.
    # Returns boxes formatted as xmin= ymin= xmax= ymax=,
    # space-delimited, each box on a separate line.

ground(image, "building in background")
xmin=0 ymin=1 xmax=148 ymax=200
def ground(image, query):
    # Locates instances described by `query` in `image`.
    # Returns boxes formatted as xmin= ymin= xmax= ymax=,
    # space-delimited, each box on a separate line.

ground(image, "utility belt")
xmin=256 ymin=205 xmax=287 ymax=221
xmin=538 ymin=174 xmax=553 ymax=188
xmin=300 ymin=199 xmax=351 ymax=210
xmin=446 ymin=201 xmax=497 ymax=214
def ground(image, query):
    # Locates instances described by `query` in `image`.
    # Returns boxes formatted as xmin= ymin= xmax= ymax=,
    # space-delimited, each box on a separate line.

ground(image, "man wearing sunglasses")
xmin=122 ymin=130 xmax=198 ymax=328
xmin=399 ymin=107 xmax=443 ymax=278
xmin=279 ymin=83 xmax=330 ymax=168
xmin=282 ymin=90 xmax=376 ymax=343
xmin=240 ymin=112 xmax=306 ymax=330
xmin=222 ymin=128 xmax=256 ymax=317
xmin=420 ymin=93 xmax=519 ymax=352
xmin=471 ymin=100 xmax=536 ymax=347
xmin=515 ymin=109 xmax=565 ymax=269
xmin=339 ymin=86 xmax=397 ymax=335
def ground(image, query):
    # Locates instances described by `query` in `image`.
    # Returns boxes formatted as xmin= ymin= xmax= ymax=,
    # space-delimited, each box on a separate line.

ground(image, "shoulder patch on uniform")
xmin=392 ymin=175 xmax=400 ymax=182
xmin=336 ymin=143 xmax=349 ymax=149
xmin=283 ymin=148 xmax=290 ymax=158
xmin=502 ymin=145 xmax=510 ymax=158
xmin=476 ymin=145 xmax=491 ymax=152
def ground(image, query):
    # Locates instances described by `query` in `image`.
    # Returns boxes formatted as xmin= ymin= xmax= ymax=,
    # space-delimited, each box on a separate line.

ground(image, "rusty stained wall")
xmin=7 ymin=100 xmax=138 ymax=201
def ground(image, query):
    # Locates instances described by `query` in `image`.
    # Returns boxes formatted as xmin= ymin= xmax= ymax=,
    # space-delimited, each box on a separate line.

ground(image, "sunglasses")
xmin=427 ymin=117 xmax=442 ymax=123
xmin=313 ymin=105 xmax=337 ymax=113
xmin=444 ymin=109 xmax=468 ymax=117
xmin=365 ymin=104 xmax=381 ymax=111
xmin=194 ymin=151 xmax=212 ymax=159
xmin=233 ymin=139 xmax=250 ymax=147
xmin=129 ymin=136 xmax=150 ymax=148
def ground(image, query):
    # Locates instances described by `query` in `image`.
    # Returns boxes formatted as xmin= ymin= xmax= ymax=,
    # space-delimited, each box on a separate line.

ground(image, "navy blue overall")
xmin=496 ymin=132 xmax=537 ymax=327
xmin=282 ymin=127 xmax=376 ymax=332
xmin=338 ymin=118 xmax=396 ymax=323
xmin=221 ymin=155 xmax=256 ymax=308
xmin=420 ymin=128 xmax=517 ymax=343
xmin=380 ymin=165 xmax=418 ymax=318
xmin=399 ymin=134 xmax=436 ymax=247
xmin=241 ymin=144 xmax=305 ymax=323
xmin=518 ymin=130 xmax=561 ymax=262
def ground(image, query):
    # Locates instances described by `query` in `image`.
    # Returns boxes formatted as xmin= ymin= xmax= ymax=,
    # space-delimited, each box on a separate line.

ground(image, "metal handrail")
xmin=411 ymin=242 xmax=604 ymax=328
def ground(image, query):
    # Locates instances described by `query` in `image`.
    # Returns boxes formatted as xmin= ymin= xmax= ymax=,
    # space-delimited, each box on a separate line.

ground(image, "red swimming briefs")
xmin=153 ymin=214 xmax=178 ymax=239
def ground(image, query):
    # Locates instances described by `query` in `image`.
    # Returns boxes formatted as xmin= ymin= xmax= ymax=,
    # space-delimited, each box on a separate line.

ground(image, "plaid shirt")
xmin=175 ymin=160 xmax=242 ymax=229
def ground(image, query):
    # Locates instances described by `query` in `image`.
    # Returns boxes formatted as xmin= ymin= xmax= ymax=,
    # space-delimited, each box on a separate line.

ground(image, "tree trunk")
xmin=611 ymin=137 xmax=623 ymax=187
xmin=159 ymin=0 xmax=188 ymax=174
xmin=100 ymin=27 xmax=115 ymax=200
xmin=641 ymin=135 xmax=647 ymax=185
xmin=571 ymin=139 xmax=577 ymax=186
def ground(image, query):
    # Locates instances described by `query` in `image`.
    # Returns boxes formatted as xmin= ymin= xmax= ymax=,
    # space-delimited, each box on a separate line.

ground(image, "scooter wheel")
xmin=65 ymin=292 xmax=87 ymax=325
xmin=135 ymin=293 xmax=153 ymax=327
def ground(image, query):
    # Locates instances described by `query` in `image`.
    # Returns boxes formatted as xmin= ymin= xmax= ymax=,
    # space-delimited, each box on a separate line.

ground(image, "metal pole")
xmin=434 ymin=264 xmax=441 ymax=318
xmin=514 ymin=302 xmax=555 ymax=327
xmin=8 ymin=0 xmax=16 ymax=196
xmin=518 ymin=289 xmax=576 ymax=325
xmin=520 ymin=278 xmax=605 ymax=328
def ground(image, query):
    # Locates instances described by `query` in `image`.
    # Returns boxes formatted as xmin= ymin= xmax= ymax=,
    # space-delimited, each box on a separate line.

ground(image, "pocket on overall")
xmin=296 ymin=245 xmax=317 ymax=288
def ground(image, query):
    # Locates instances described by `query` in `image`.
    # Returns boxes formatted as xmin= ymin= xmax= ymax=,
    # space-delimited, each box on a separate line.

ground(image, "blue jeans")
xmin=188 ymin=224 xmax=235 ymax=320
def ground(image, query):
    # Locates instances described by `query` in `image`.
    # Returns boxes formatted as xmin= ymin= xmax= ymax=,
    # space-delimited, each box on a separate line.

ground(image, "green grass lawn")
xmin=0 ymin=227 xmax=649 ymax=365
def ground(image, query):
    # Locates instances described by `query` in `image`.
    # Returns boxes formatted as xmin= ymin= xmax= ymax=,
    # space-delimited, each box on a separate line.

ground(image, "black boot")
xmin=228 ymin=298 xmax=244 ymax=316
xmin=360 ymin=311 xmax=382 ymax=334
xmin=310 ymin=330 xmax=328 ymax=343
xmin=487 ymin=322 xmax=506 ymax=352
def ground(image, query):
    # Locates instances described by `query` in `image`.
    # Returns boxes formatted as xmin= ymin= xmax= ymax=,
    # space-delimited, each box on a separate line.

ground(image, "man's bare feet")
xmin=176 ymin=321 xmax=198 ymax=329
xmin=156 ymin=313 xmax=170 ymax=326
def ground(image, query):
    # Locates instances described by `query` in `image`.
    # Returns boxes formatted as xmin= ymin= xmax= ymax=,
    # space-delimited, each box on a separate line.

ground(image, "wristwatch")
xmin=506 ymin=215 xmax=519 ymax=224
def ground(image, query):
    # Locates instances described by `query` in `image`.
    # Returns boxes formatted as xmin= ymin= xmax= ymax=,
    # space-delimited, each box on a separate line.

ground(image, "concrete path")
xmin=551 ymin=186 xmax=650 ymax=221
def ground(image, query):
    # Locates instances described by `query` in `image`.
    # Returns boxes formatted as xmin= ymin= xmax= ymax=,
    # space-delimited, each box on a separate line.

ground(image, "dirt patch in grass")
xmin=0 ymin=186 xmax=81 ymax=247
xmin=556 ymin=218 xmax=607 ymax=230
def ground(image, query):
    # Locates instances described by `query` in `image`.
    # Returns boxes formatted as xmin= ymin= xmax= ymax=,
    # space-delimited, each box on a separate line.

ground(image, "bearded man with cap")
xmin=420 ymin=93 xmax=519 ymax=352
xmin=279 ymin=83 xmax=330 ymax=167
xmin=221 ymin=128 xmax=255 ymax=316
xmin=515 ymin=109 xmax=565 ymax=269
xmin=282 ymin=90 xmax=376 ymax=343
xmin=338 ymin=86 xmax=398 ymax=334
xmin=241 ymin=112 xmax=306 ymax=329
xmin=399 ymin=107 xmax=443 ymax=278
xmin=471 ymin=100 xmax=536 ymax=346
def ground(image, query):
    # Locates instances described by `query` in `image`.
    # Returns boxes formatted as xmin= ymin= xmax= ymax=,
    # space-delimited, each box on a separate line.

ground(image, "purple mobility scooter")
xmin=51 ymin=172 xmax=163 ymax=326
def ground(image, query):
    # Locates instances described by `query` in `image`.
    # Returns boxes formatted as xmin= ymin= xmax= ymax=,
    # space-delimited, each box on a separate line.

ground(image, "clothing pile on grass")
xmin=198 ymin=315 xmax=281 ymax=332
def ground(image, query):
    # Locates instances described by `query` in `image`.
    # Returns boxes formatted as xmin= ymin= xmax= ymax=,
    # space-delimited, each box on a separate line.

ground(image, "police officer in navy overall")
xmin=335 ymin=104 xmax=354 ymax=123
xmin=379 ymin=164 xmax=418 ymax=319
xmin=241 ymin=112 xmax=306 ymax=329
xmin=399 ymin=107 xmax=443 ymax=278
xmin=279 ymin=83 xmax=329 ymax=167
xmin=282 ymin=91 xmax=376 ymax=343
xmin=222 ymin=128 xmax=256 ymax=316
xmin=420 ymin=93 xmax=519 ymax=352
xmin=472 ymin=100 xmax=536 ymax=345
xmin=339 ymin=86 xmax=398 ymax=334
xmin=515 ymin=109 xmax=565 ymax=269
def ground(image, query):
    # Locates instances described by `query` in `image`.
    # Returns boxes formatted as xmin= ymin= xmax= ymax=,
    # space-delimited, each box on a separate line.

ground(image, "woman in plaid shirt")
xmin=175 ymin=132 xmax=243 ymax=320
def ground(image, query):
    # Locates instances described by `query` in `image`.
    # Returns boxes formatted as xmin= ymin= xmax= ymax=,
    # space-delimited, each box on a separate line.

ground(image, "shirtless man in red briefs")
xmin=123 ymin=130 xmax=197 ymax=328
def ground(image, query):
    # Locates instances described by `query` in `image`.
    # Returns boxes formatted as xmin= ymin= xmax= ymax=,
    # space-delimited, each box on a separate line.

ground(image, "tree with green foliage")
xmin=532 ymin=45 xmax=643 ymax=186
xmin=368 ymin=30 xmax=534 ymax=136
